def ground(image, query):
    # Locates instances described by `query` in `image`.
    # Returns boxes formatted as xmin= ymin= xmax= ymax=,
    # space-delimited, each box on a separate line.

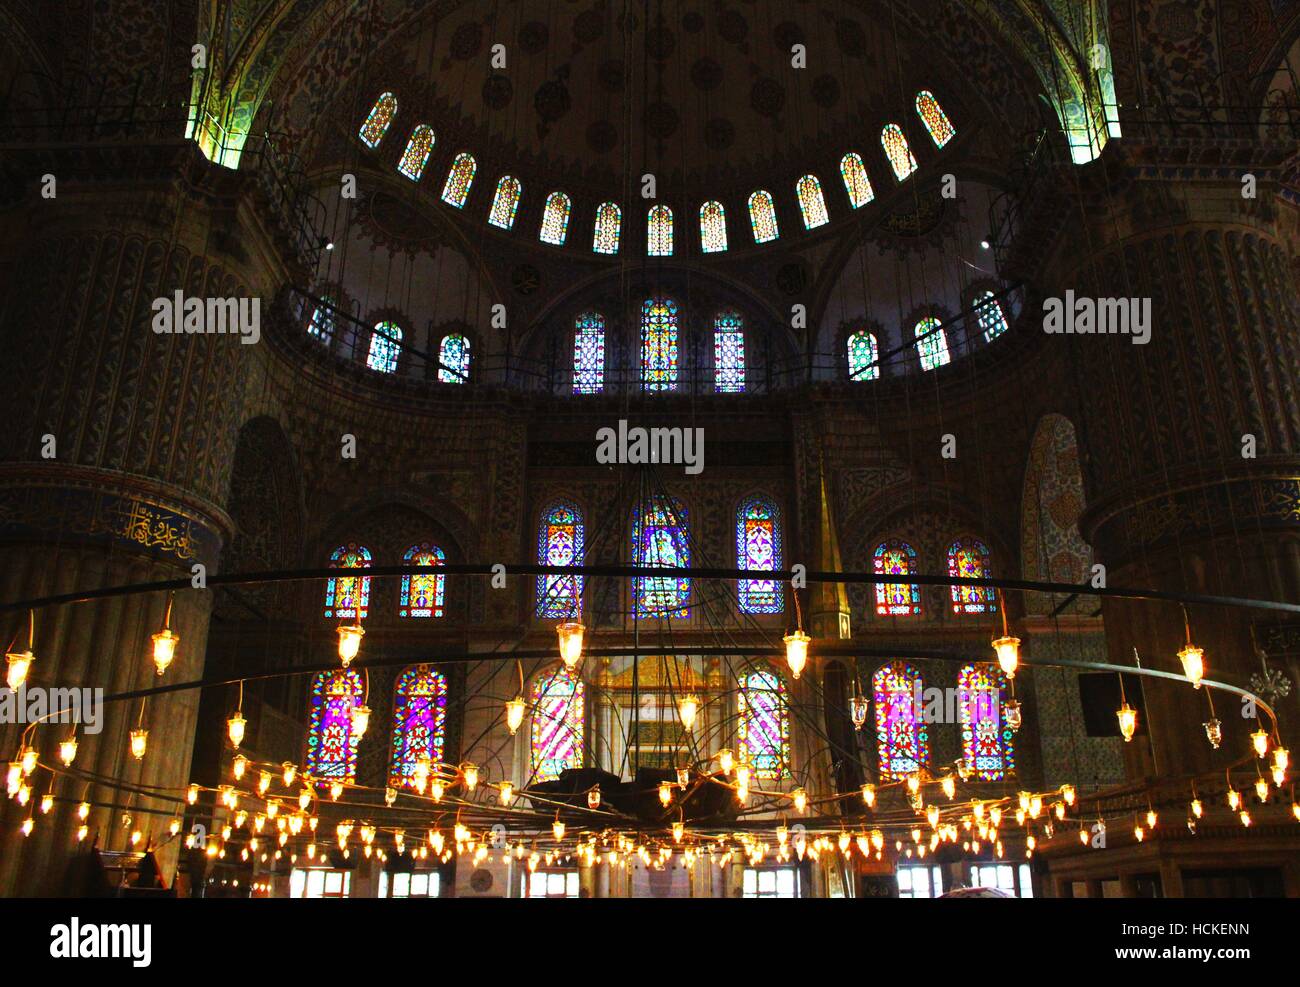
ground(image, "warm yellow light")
xmin=258 ymin=771 xmax=272 ymax=796
xmin=329 ymin=781 xmax=343 ymax=801
xmin=19 ymin=746 xmax=37 ymax=776
xmin=1117 ymin=702 xmax=1138 ymax=742
xmin=1293 ymin=802 xmax=1300 ymax=822
xmin=77 ymin=800 xmax=90 ymax=820
xmin=280 ymin=762 xmax=297 ymax=788
xmin=1251 ymin=729 xmax=1269 ymax=758
xmin=991 ymin=636 xmax=1020 ymax=678
xmin=792 ymin=788 xmax=808 ymax=814
xmin=151 ymin=628 xmax=179 ymax=676
xmin=717 ymin=749 xmax=734 ymax=775
xmin=1146 ymin=808 xmax=1157 ymax=828
xmin=499 ymin=782 xmax=514 ymax=806
xmin=783 ymin=629 xmax=810 ymax=680
xmin=1254 ymin=777 xmax=1269 ymax=802
xmin=430 ymin=779 xmax=445 ymax=802
xmin=672 ymin=821 xmax=685 ymax=844
xmin=186 ymin=783 xmax=199 ymax=805
xmin=20 ymin=817 xmax=33 ymax=837
xmin=552 ymin=818 xmax=566 ymax=841
xmin=941 ymin=776 xmax=956 ymax=800
xmin=735 ymin=761 xmax=752 ymax=789
xmin=39 ymin=793 xmax=53 ymax=814
xmin=1227 ymin=787 xmax=1241 ymax=810
xmin=1079 ymin=827 xmax=1089 ymax=845
xmin=77 ymin=824 xmax=88 ymax=842
xmin=129 ymin=729 xmax=148 ymax=760
xmin=232 ymin=753 xmax=248 ymax=780
xmin=926 ymin=804 xmax=940 ymax=827
xmin=1273 ymin=747 xmax=1290 ymax=773
xmin=861 ymin=783 xmax=876 ymax=807
xmin=587 ymin=786 xmax=601 ymax=810
xmin=351 ymin=704 xmax=371 ymax=739
xmin=462 ymin=764 xmax=479 ymax=791
xmin=1204 ymin=718 xmax=1222 ymax=748
xmin=1133 ymin=824 xmax=1144 ymax=842
xmin=505 ymin=696 xmax=526 ymax=736
xmin=336 ymin=623 xmax=364 ymax=666
xmin=659 ymin=781 xmax=673 ymax=806
xmin=906 ymin=774 xmax=920 ymax=795
xmin=1177 ymin=644 xmax=1204 ymax=689
xmin=6 ymin=649 xmax=34 ymax=691
xmin=226 ymin=711 xmax=246 ymax=749
xmin=1273 ymin=765 xmax=1286 ymax=787
xmin=1239 ymin=810 xmax=1252 ymax=828
xmin=556 ymin=621 xmax=585 ymax=669
xmin=678 ymin=695 xmax=701 ymax=731
xmin=58 ymin=736 xmax=78 ymax=767
xmin=1061 ymin=784 xmax=1076 ymax=806
xmin=1055 ymin=801 xmax=1066 ymax=821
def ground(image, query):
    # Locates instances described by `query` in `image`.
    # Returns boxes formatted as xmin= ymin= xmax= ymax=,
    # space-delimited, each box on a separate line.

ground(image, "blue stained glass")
xmin=641 ymin=297 xmax=679 ymax=392
xmin=847 ymin=328 xmax=878 ymax=380
xmin=915 ymin=316 xmax=950 ymax=371
xmin=324 ymin=544 xmax=371 ymax=619
xmin=400 ymin=543 xmax=445 ymax=618
xmin=958 ymin=663 xmax=1013 ymax=780
xmin=632 ymin=496 xmax=691 ymax=618
xmin=737 ymin=496 xmax=782 ymax=613
xmin=306 ymin=669 xmax=363 ymax=782
xmin=531 ymin=666 xmax=584 ymax=782
xmin=975 ymin=291 xmax=1009 ymax=343
xmin=537 ymin=503 xmax=584 ymax=618
xmin=367 ymin=321 xmax=402 ymax=373
xmin=874 ymin=662 xmax=929 ymax=779
xmin=738 ymin=670 xmax=790 ymax=779
xmin=438 ymin=333 xmax=470 ymax=383
xmin=713 ymin=310 xmax=746 ymax=393
xmin=389 ymin=666 xmax=448 ymax=788
xmin=573 ymin=312 xmax=605 ymax=394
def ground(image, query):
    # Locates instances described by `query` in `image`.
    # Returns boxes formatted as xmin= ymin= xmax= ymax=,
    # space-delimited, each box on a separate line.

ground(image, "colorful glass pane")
xmin=873 ymin=662 xmax=928 ymax=780
xmin=441 ymin=152 xmax=476 ymax=207
xmin=975 ymin=290 xmax=1009 ymax=343
xmin=947 ymin=539 xmax=994 ymax=614
xmin=713 ymin=310 xmax=745 ymax=393
xmin=400 ymin=543 xmax=446 ymax=618
xmin=738 ymin=670 xmax=790 ymax=779
xmin=308 ymin=297 xmax=334 ymax=343
xmin=631 ymin=495 xmax=691 ymax=618
xmin=840 ymin=152 xmax=875 ymax=208
xmin=438 ymin=333 xmax=470 ymax=383
xmin=540 ymin=192 xmax=571 ymax=245
xmin=389 ymin=666 xmax=448 ymax=788
xmin=367 ymin=321 xmax=402 ymax=373
xmin=573 ymin=311 xmax=605 ymax=394
xmin=915 ymin=316 xmax=950 ymax=371
xmin=640 ymin=297 xmax=679 ymax=392
xmin=489 ymin=176 xmax=521 ymax=229
xmin=324 ymin=544 xmax=371 ymax=619
xmin=593 ymin=202 xmax=621 ymax=254
xmin=536 ymin=503 xmax=584 ymax=618
xmin=958 ymin=663 xmax=1013 ymax=780
xmin=881 ymin=124 xmax=918 ymax=181
xmin=700 ymin=201 xmax=728 ymax=253
xmin=397 ymin=125 xmax=435 ymax=181
xmin=847 ymin=329 xmax=878 ymax=380
xmin=531 ymin=666 xmax=584 ymax=782
xmin=873 ymin=540 xmax=920 ymax=616
xmin=306 ymin=669 xmax=363 ymax=782
xmin=748 ymin=190 xmax=779 ymax=243
xmin=647 ymin=204 xmax=673 ymax=256
xmin=796 ymin=175 xmax=829 ymax=229
xmin=737 ymin=497 xmax=782 ymax=614
xmin=915 ymin=91 xmax=955 ymax=148
xmin=358 ymin=92 xmax=397 ymax=148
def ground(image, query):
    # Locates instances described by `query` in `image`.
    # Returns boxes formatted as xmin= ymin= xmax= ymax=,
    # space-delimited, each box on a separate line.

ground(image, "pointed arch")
xmin=947 ymin=538 xmax=994 ymax=614
xmin=536 ymin=502 xmax=584 ymax=618
xmin=873 ymin=540 xmax=920 ymax=616
xmin=358 ymin=92 xmax=397 ymax=148
xmin=488 ymin=176 xmax=521 ymax=229
xmin=713 ymin=310 xmax=745 ymax=393
xmin=881 ymin=124 xmax=918 ymax=181
xmin=540 ymin=192 xmax=571 ymax=245
xmin=572 ymin=312 xmax=606 ymax=394
xmin=738 ymin=669 xmax=790 ymax=780
xmin=958 ymin=663 xmax=1013 ymax=780
xmin=796 ymin=174 xmax=829 ymax=229
xmin=647 ymin=204 xmax=673 ymax=256
xmin=840 ymin=152 xmax=875 ymax=208
xmin=747 ymin=190 xmax=779 ymax=243
xmin=915 ymin=91 xmax=956 ymax=148
xmin=367 ymin=321 xmax=402 ymax=373
xmin=397 ymin=124 xmax=435 ymax=181
xmin=324 ymin=544 xmax=371 ymax=619
xmin=974 ymin=290 xmax=1010 ymax=343
xmin=700 ymin=201 xmax=728 ymax=253
xmin=389 ymin=666 xmax=449 ymax=788
xmin=736 ymin=495 xmax=782 ymax=613
xmin=873 ymin=662 xmax=928 ymax=780
xmin=847 ymin=328 xmax=879 ymax=380
xmin=438 ymin=333 xmax=470 ymax=383
xmin=441 ymin=152 xmax=477 ymax=207
xmin=631 ymin=494 xmax=691 ymax=618
xmin=640 ymin=297 xmax=680 ymax=392
xmin=593 ymin=201 xmax=621 ymax=254
xmin=915 ymin=316 xmax=950 ymax=371
xmin=531 ymin=665 xmax=585 ymax=782
xmin=306 ymin=669 xmax=364 ymax=782
xmin=400 ymin=542 xmax=446 ymax=618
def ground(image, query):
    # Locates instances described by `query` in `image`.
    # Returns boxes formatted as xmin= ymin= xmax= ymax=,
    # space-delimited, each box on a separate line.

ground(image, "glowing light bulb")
xmin=1061 ymin=784 xmax=1076 ymax=806
xmin=129 ymin=729 xmax=148 ymax=760
xmin=783 ymin=629 xmax=810 ymax=680
xmin=1273 ymin=748 xmax=1290 ymax=773
xmin=1239 ymin=810 xmax=1252 ymax=828
xmin=1054 ymin=801 xmax=1066 ymax=821
xmin=1251 ymin=729 xmax=1269 ymax=759
xmin=850 ymin=695 xmax=869 ymax=730
xmin=499 ymin=782 xmax=513 ymax=806
xmin=19 ymin=747 xmax=37 ymax=776
xmin=258 ymin=771 xmax=272 ymax=796
xmin=151 ymin=627 xmax=179 ymax=676
xmin=792 ymin=788 xmax=808 ymax=814
xmin=556 ymin=621 xmax=585 ymax=669
xmin=298 ymin=788 xmax=311 ymax=811
xmin=1227 ymin=787 xmax=1240 ymax=810
xmin=1146 ymin=809 xmax=1157 ymax=828
xmin=906 ymin=774 xmax=920 ymax=795
xmin=59 ymin=736 xmax=78 ymax=767
xmin=329 ymin=781 xmax=343 ymax=801
xmin=1191 ymin=797 xmax=1203 ymax=819
xmin=77 ymin=824 xmax=88 ymax=842
xmin=21 ymin=817 xmax=33 ymax=837
xmin=991 ymin=635 xmax=1020 ymax=678
xmin=336 ymin=623 xmax=364 ymax=667
xmin=861 ymin=783 xmax=876 ymax=808
xmin=462 ymin=764 xmax=479 ymax=791
xmin=1204 ymin=718 xmax=1222 ymax=748
xmin=232 ymin=753 xmax=248 ymax=780
xmin=717 ymin=749 xmax=734 ymax=775
xmin=77 ymin=801 xmax=90 ymax=820
xmin=672 ymin=821 xmax=684 ymax=844
xmin=1254 ymin=777 xmax=1269 ymax=802
xmin=587 ymin=786 xmax=601 ymax=810
xmin=941 ymin=776 xmax=956 ymax=800
xmin=430 ymin=779 xmax=445 ymax=802
xmin=351 ymin=704 xmax=371 ymax=739
xmin=926 ymin=804 xmax=940 ymax=827
xmin=40 ymin=793 xmax=53 ymax=814
xmin=678 ymin=695 xmax=700 ymax=731
xmin=1116 ymin=702 xmax=1138 ymax=742
xmin=505 ymin=696 xmax=526 ymax=736
xmin=552 ymin=818 xmax=566 ymax=841
xmin=1177 ymin=643 xmax=1204 ymax=689
xmin=6 ymin=648 xmax=34 ymax=691
xmin=659 ymin=781 xmax=673 ymax=806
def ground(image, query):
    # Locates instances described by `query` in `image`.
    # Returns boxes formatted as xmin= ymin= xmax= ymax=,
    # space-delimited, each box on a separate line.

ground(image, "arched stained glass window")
xmin=947 ymin=538 xmax=994 ymax=614
xmin=631 ymin=495 xmax=691 ymax=619
xmin=400 ymin=543 xmax=446 ymax=618
xmin=713 ymin=310 xmax=745 ymax=393
xmin=958 ymin=663 xmax=1013 ymax=780
xmin=847 ymin=328 xmax=879 ymax=380
xmin=915 ymin=316 xmax=950 ymax=371
xmin=306 ymin=669 xmax=363 ymax=783
xmin=874 ymin=540 xmax=921 ymax=616
xmin=640 ymin=297 xmax=679 ymax=392
xmin=593 ymin=202 xmax=621 ymax=254
xmin=536 ymin=502 xmax=584 ymax=618
xmin=738 ymin=669 xmax=790 ymax=779
xmin=389 ymin=666 xmax=448 ymax=788
xmin=974 ymin=290 xmax=1009 ymax=343
xmin=397 ymin=125 xmax=435 ymax=181
xmin=573 ymin=312 xmax=605 ymax=394
xmin=840 ymin=152 xmax=875 ymax=208
xmin=531 ymin=666 xmax=584 ymax=782
xmin=540 ymin=192 xmax=571 ymax=245
xmin=647 ymin=205 xmax=673 ymax=256
xmin=358 ymin=92 xmax=397 ymax=148
xmin=748 ymin=190 xmax=779 ymax=243
xmin=438 ymin=333 xmax=470 ymax=383
xmin=325 ymin=544 xmax=372 ymax=619
xmin=700 ymin=201 xmax=728 ymax=253
xmin=796 ymin=175 xmax=829 ymax=229
xmin=308 ymin=297 xmax=335 ymax=343
xmin=915 ymin=91 xmax=955 ymax=148
xmin=737 ymin=496 xmax=782 ymax=614
xmin=873 ymin=662 xmax=928 ymax=780
xmin=489 ymin=176 xmax=521 ymax=229
xmin=367 ymin=321 xmax=402 ymax=373
xmin=881 ymin=124 xmax=918 ymax=181
xmin=441 ymin=152 xmax=476 ymax=207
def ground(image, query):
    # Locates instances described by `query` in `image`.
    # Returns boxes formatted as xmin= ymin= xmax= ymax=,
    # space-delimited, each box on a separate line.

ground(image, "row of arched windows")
xmin=323 ymin=543 xmax=446 ymax=620
xmin=846 ymin=293 xmax=1011 ymax=380
xmin=305 ymin=299 xmax=472 ymax=381
xmin=873 ymin=538 xmax=995 ymax=617
xmin=356 ymin=90 xmax=955 ymax=255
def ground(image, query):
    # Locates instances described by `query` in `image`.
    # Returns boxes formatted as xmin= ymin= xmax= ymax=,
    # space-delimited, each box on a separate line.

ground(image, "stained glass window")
xmin=324 ymin=544 xmax=372 ymax=619
xmin=358 ymin=92 xmax=397 ymax=149
xmin=438 ymin=333 xmax=470 ymax=383
xmin=397 ymin=125 xmax=435 ymax=181
xmin=873 ymin=662 xmax=928 ymax=780
xmin=873 ymin=540 xmax=921 ymax=616
xmin=840 ymin=152 xmax=875 ymax=208
xmin=593 ymin=202 xmax=621 ymax=254
xmin=540 ymin=192 xmax=571 ymax=245
xmin=975 ymin=290 xmax=1009 ymax=343
xmin=306 ymin=669 xmax=363 ymax=782
xmin=647 ymin=205 xmax=673 ymax=256
xmin=713 ymin=310 xmax=746 ymax=393
xmin=489 ymin=176 xmax=521 ymax=229
xmin=400 ymin=543 xmax=446 ymax=618
xmin=915 ymin=316 xmax=950 ymax=371
xmin=308 ymin=297 xmax=335 ymax=343
xmin=738 ymin=669 xmax=790 ymax=780
xmin=631 ymin=495 xmax=691 ymax=619
xmin=947 ymin=539 xmax=994 ymax=614
xmin=441 ymin=152 xmax=476 ymax=207
xmin=958 ymin=663 xmax=1013 ymax=780
xmin=915 ymin=91 xmax=955 ymax=148
xmin=367 ymin=321 xmax=402 ymax=373
xmin=700 ymin=201 xmax=728 ymax=253
xmin=847 ymin=328 xmax=879 ymax=380
xmin=640 ymin=297 xmax=679 ymax=392
xmin=737 ymin=497 xmax=782 ymax=614
xmin=536 ymin=502 xmax=584 ymax=618
xmin=573 ymin=312 xmax=605 ymax=394
xmin=881 ymin=124 xmax=918 ymax=181
xmin=748 ymin=190 xmax=779 ymax=243
xmin=389 ymin=666 xmax=448 ymax=788
xmin=531 ymin=666 xmax=584 ymax=782
xmin=796 ymin=175 xmax=829 ymax=229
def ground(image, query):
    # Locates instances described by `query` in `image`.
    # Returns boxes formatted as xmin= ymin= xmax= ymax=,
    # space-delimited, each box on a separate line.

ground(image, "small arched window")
xmin=873 ymin=540 xmax=920 ymax=616
xmin=974 ymin=290 xmax=1010 ymax=343
xmin=748 ymin=190 xmax=779 ymax=243
xmin=647 ymin=205 xmax=674 ymax=257
xmin=489 ymin=176 xmax=522 ymax=229
xmin=573 ymin=312 xmax=606 ymax=394
xmin=873 ymin=662 xmax=929 ymax=779
xmin=397 ymin=125 xmax=435 ymax=181
xmin=306 ymin=669 xmax=364 ymax=782
xmin=915 ymin=316 xmax=950 ymax=371
xmin=400 ymin=543 xmax=446 ymax=618
xmin=537 ymin=502 xmax=584 ymax=618
xmin=713 ymin=310 xmax=745 ymax=393
xmin=441 ymin=152 xmax=476 ymax=207
xmin=308 ymin=297 xmax=335 ymax=343
xmin=915 ymin=91 xmax=956 ymax=148
xmin=631 ymin=494 xmax=691 ymax=618
xmin=640 ymin=297 xmax=680 ymax=392
xmin=736 ymin=496 xmax=782 ymax=613
xmin=840 ymin=152 xmax=875 ymax=208
xmin=531 ymin=666 xmax=584 ymax=782
xmin=958 ymin=663 xmax=1013 ymax=780
xmin=324 ymin=544 xmax=372 ymax=619
xmin=847 ymin=328 xmax=879 ymax=381
xmin=367 ymin=321 xmax=402 ymax=373
xmin=540 ymin=192 xmax=571 ymax=245
xmin=389 ymin=666 xmax=449 ymax=788
xmin=438 ymin=333 xmax=470 ymax=383
xmin=593 ymin=202 xmax=621 ymax=255
xmin=881 ymin=124 xmax=918 ymax=181
xmin=700 ymin=201 xmax=728 ymax=253
xmin=738 ymin=669 xmax=790 ymax=779
xmin=358 ymin=92 xmax=397 ymax=148
xmin=947 ymin=538 xmax=994 ymax=614
xmin=796 ymin=175 xmax=829 ymax=229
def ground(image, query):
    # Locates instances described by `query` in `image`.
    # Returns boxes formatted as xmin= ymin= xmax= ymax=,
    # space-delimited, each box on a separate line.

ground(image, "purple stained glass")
xmin=537 ymin=503 xmax=584 ymax=618
xmin=531 ymin=667 xmax=584 ymax=782
xmin=948 ymin=538 xmax=994 ymax=614
xmin=958 ymin=663 xmax=1014 ymax=780
xmin=306 ymin=669 xmax=363 ymax=782
xmin=873 ymin=540 xmax=921 ymax=616
xmin=389 ymin=666 xmax=448 ymax=788
xmin=738 ymin=670 xmax=789 ymax=779
xmin=400 ymin=543 xmax=445 ymax=618
xmin=873 ymin=662 xmax=928 ymax=779
xmin=324 ymin=544 xmax=371 ymax=619
xmin=737 ymin=496 xmax=782 ymax=614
